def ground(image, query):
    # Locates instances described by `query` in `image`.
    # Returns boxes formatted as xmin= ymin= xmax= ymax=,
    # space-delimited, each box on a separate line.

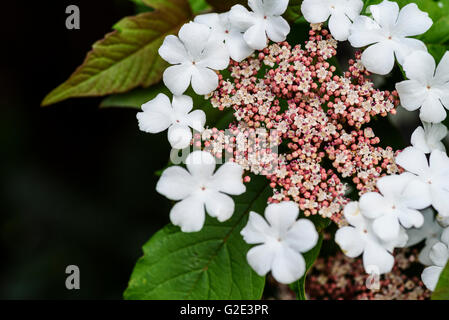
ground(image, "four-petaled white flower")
xmin=229 ymin=0 xmax=291 ymax=50
xmin=240 ymin=201 xmax=318 ymax=284
xmin=336 ymin=202 xmax=408 ymax=274
xmin=348 ymin=0 xmax=432 ymax=75
xmin=406 ymin=208 xmax=444 ymax=266
xmin=301 ymin=0 xmax=363 ymax=41
xmin=194 ymin=12 xmax=254 ymax=62
xmin=396 ymin=147 xmax=449 ymax=218
xmin=359 ymin=173 xmax=431 ymax=242
xmin=396 ymin=51 xmax=449 ymax=123
xmin=158 ymin=22 xmax=230 ymax=95
xmin=137 ymin=94 xmax=205 ymax=149
xmin=156 ymin=151 xmax=246 ymax=232
xmin=421 ymin=227 xmax=449 ymax=291
xmin=411 ymin=122 xmax=448 ymax=154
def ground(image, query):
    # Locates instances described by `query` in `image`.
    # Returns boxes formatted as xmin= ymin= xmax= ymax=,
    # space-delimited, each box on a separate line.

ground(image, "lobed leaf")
xmin=432 ymin=261 xmax=449 ymax=300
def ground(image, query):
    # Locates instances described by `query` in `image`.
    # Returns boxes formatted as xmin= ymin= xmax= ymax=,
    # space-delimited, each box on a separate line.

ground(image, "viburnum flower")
xmin=301 ymin=0 xmax=363 ymax=41
xmin=421 ymin=227 xmax=449 ymax=291
xmin=229 ymin=0 xmax=290 ymax=50
xmin=359 ymin=173 xmax=431 ymax=242
xmin=194 ymin=12 xmax=254 ymax=62
xmin=335 ymin=202 xmax=408 ymax=274
xmin=396 ymin=51 xmax=449 ymax=123
xmin=348 ymin=0 xmax=432 ymax=75
xmin=156 ymin=151 xmax=246 ymax=232
xmin=240 ymin=201 xmax=318 ymax=284
xmin=411 ymin=122 xmax=448 ymax=154
xmin=136 ymin=94 xmax=205 ymax=149
xmin=396 ymin=147 xmax=449 ymax=217
xmin=158 ymin=22 xmax=229 ymax=95
xmin=406 ymin=208 xmax=444 ymax=265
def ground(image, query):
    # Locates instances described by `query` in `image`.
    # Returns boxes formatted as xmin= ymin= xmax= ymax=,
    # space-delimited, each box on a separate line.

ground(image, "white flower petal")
xmin=229 ymin=5 xmax=255 ymax=31
xmin=194 ymin=13 xmax=222 ymax=37
xmin=419 ymin=94 xmax=447 ymax=123
xmin=359 ymin=192 xmax=388 ymax=219
xmin=402 ymin=51 xmax=436 ymax=84
xmin=441 ymin=228 xmax=449 ymax=247
xmin=262 ymin=0 xmax=289 ymax=16
xmin=248 ymin=0 xmax=265 ymax=15
xmin=432 ymin=188 xmax=449 ymax=217
xmin=198 ymin=41 xmax=230 ymax=70
xmin=328 ymin=12 xmax=352 ymax=41
xmin=361 ymin=41 xmax=395 ymax=75
xmin=204 ymin=190 xmax=235 ymax=222
xmin=422 ymin=266 xmax=443 ymax=291
xmin=178 ymin=22 xmax=211 ymax=60
xmin=419 ymin=238 xmax=441 ymax=265
xmin=398 ymin=208 xmax=425 ymax=229
xmin=348 ymin=16 xmax=384 ymax=47
xmin=394 ymin=37 xmax=428 ymax=66
xmin=271 ymin=245 xmax=306 ymax=284
xmin=243 ymin=22 xmax=268 ymax=50
xmin=246 ymin=243 xmax=276 ymax=276
xmin=395 ymin=146 xmax=429 ymax=177
xmin=434 ymin=51 xmax=449 ymax=84
xmin=241 ymin=211 xmax=272 ymax=244
xmin=363 ymin=241 xmax=395 ymax=274
xmin=168 ymin=124 xmax=192 ymax=149
xmin=301 ymin=0 xmax=331 ymax=23
xmin=429 ymin=242 xmax=449 ymax=267
xmin=186 ymin=150 xmax=216 ymax=179
xmin=156 ymin=166 xmax=195 ymax=200
xmin=343 ymin=201 xmax=364 ymax=227
xmin=373 ymin=213 xmax=400 ymax=242
xmin=171 ymin=95 xmax=193 ymax=115
xmin=137 ymin=94 xmax=173 ymax=133
xmin=402 ymin=178 xmax=432 ymax=210
xmin=226 ymin=31 xmax=254 ymax=62
xmin=170 ymin=196 xmax=206 ymax=232
xmin=411 ymin=126 xmax=431 ymax=153
xmin=265 ymin=201 xmax=299 ymax=234
xmin=369 ymin=0 xmax=399 ymax=30
xmin=163 ymin=64 xmax=193 ymax=96
xmin=266 ymin=16 xmax=290 ymax=43
xmin=186 ymin=110 xmax=206 ymax=133
xmin=158 ymin=35 xmax=189 ymax=64
xmin=396 ymin=80 xmax=427 ymax=111
xmin=284 ymin=219 xmax=319 ymax=253
xmin=335 ymin=226 xmax=364 ymax=258
xmin=376 ymin=173 xmax=412 ymax=197
xmin=394 ymin=3 xmax=433 ymax=37
xmin=191 ymin=66 xmax=219 ymax=95
xmin=210 ymin=162 xmax=246 ymax=195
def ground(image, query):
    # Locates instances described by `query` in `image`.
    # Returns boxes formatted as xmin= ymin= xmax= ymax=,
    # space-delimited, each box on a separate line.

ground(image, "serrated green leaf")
xmin=42 ymin=0 xmax=192 ymax=106
xmin=432 ymin=261 xmax=449 ymax=300
xmin=284 ymin=0 xmax=303 ymax=23
xmin=124 ymin=174 xmax=270 ymax=300
xmin=189 ymin=0 xmax=211 ymax=13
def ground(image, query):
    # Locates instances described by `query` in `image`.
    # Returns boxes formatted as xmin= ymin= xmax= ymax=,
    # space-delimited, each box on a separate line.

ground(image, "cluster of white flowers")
xmin=302 ymin=0 xmax=449 ymax=290
xmin=135 ymin=0 xmax=449 ymax=286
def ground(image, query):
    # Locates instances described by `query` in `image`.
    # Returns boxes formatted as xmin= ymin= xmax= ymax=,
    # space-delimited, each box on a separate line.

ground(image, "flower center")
xmin=225 ymin=29 xmax=229 ymax=34
xmin=426 ymin=85 xmax=431 ymax=90
xmin=264 ymin=16 xmax=267 ymax=19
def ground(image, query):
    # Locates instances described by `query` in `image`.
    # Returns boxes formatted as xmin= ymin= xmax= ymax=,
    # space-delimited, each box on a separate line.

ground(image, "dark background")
xmin=0 ymin=1 xmax=172 ymax=299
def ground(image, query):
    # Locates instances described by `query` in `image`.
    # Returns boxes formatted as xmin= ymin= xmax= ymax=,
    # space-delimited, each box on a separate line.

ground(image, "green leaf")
xmin=100 ymin=83 xmax=170 ymax=109
xmin=124 ymin=174 xmax=270 ymax=300
xmin=42 ymin=0 xmax=192 ymax=106
xmin=284 ymin=0 xmax=303 ymax=23
xmin=189 ymin=0 xmax=211 ymax=13
xmin=290 ymin=235 xmax=324 ymax=300
xmin=432 ymin=260 xmax=449 ymax=300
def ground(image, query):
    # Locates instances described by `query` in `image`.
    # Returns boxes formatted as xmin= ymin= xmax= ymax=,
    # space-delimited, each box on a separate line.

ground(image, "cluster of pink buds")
xmin=197 ymin=25 xmax=400 ymax=224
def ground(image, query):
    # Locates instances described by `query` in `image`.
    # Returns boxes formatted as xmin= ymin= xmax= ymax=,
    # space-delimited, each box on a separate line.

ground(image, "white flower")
xmin=396 ymin=51 xmax=449 ymax=123
xmin=240 ymin=201 xmax=318 ymax=284
xmin=421 ymin=227 xmax=449 ymax=291
xmin=136 ymin=94 xmax=205 ymax=149
xmin=406 ymin=208 xmax=443 ymax=265
xmin=437 ymin=214 xmax=449 ymax=228
xmin=335 ymin=202 xmax=408 ymax=274
xmin=194 ymin=12 xmax=254 ymax=62
xmin=301 ymin=0 xmax=363 ymax=41
xmin=396 ymin=147 xmax=449 ymax=217
xmin=359 ymin=173 xmax=431 ymax=242
xmin=156 ymin=151 xmax=246 ymax=232
xmin=348 ymin=0 xmax=432 ymax=75
xmin=158 ymin=22 xmax=230 ymax=95
xmin=411 ymin=122 xmax=448 ymax=154
xmin=229 ymin=0 xmax=291 ymax=50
